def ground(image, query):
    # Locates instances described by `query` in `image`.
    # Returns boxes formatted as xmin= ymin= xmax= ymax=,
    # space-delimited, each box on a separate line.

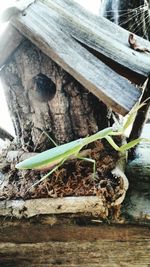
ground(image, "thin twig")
xmin=128 ymin=76 xmax=150 ymax=159
xmin=0 ymin=126 xmax=14 ymax=141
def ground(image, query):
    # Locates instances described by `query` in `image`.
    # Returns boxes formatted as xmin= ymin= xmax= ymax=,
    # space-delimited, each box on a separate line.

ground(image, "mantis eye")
xmin=34 ymin=73 xmax=56 ymax=102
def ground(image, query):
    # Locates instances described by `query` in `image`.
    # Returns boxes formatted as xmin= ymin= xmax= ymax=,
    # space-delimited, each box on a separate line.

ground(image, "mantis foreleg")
xmin=105 ymin=135 xmax=148 ymax=152
xmin=105 ymin=136 xmax=121 ymax=151
xmin=27 ymin=158 xmax=66 ymax=191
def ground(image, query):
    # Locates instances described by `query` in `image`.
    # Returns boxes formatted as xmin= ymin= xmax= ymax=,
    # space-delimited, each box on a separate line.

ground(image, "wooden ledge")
xmin=0 ymin=196 xmax=108 ymax=218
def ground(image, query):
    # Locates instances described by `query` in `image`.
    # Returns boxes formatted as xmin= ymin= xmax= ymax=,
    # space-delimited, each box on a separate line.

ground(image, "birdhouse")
xmin=0 ymin=0 xmax=150 ymax=265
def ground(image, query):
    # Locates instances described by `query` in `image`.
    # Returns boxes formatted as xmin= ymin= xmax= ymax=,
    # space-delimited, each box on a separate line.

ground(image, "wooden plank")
xmin=11 ymin=2 xmax=141 ymax=115
xmin=1 ymin=221 xmax=150 ymax=243
xmin=43 ymin=0 xmax=150 ymax=78
xmin=1 ymin=240 xmax=150 ymax=266
xmin=0 ymin=25 xmax=23 ymax=69
xmin=0 ymin=221 xmax=150 ymax=267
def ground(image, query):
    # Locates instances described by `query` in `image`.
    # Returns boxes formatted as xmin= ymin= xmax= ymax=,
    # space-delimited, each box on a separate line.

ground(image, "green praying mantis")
xmin=16 ymin=101 xmax=150 ymax=189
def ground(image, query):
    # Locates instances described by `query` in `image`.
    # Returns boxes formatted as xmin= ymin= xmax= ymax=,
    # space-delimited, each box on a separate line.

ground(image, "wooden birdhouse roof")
xmin=0 ymin=0 xmax=150 ymax=115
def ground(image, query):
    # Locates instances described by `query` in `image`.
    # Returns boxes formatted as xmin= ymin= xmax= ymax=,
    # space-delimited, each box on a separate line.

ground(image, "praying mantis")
xmin=16 ymin=101 xmax=150 ymax=188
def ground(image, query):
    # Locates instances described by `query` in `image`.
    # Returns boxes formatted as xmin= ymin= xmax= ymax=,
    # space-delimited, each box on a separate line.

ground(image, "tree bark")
xmin=0 ymin=38 xmax=108 ymax=151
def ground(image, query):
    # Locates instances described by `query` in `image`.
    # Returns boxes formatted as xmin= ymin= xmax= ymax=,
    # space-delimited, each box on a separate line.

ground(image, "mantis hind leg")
xmin=77 ymin=155 xmax=96 ymax=180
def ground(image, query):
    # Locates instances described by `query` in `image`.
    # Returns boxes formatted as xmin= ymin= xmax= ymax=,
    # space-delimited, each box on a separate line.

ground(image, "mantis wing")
xmin=16 ymin=138 xmax=83 ymax=170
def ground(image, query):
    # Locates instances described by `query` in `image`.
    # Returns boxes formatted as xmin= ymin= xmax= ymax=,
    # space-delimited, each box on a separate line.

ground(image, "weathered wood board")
xmin=10 ymin=1 xmax=141 ymax=115
xmin=0 ymin=220 xmax=150 ymax=267
xmin=43 ymin=0 xmax=150 ymax=78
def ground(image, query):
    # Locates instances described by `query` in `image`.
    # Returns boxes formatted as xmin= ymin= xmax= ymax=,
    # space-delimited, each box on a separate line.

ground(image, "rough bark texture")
xmin=0 ymin=38 xmax=108 ymax=151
